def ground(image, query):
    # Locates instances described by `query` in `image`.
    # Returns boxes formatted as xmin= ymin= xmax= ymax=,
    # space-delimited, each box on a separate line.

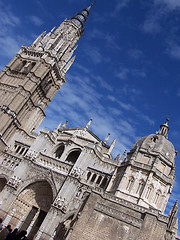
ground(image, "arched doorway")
xmin=10 ymin=181 xmax=53 ymax=239
xmin=0 ymin=178 xmax=7 ymax=192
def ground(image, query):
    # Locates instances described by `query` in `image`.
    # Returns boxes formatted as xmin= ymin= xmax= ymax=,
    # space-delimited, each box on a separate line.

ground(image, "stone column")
xmin=34 ymin=207 xmax=62 ymax=240
xmin=3 ymin=208 xmax=16 ymax=226
xmin=15 ymin=215 xmax=24 ymax=229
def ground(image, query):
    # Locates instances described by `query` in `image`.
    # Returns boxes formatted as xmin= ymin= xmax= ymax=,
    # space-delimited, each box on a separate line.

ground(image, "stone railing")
xmin=35 ymin=153 xmax=72 ymax=174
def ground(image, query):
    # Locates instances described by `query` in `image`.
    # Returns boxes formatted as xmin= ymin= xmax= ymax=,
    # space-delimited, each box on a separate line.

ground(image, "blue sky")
xmin=0 ymin=0 xmax=180 ymax=225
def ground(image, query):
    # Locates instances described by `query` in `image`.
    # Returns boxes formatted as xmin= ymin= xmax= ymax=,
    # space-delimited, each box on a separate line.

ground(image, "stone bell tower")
xmin=0 ymin=2 xmax=95 ymax=146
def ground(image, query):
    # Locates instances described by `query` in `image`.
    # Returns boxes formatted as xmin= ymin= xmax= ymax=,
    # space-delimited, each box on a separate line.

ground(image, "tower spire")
xmin=71 ymin=1 xmax=95 ymax=29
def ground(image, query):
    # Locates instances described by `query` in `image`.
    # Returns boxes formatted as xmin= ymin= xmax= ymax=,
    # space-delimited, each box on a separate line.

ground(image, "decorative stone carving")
xmin=70 ymin=167 xmax=84 ymax=179
xmin=53 ymin=196 xmax=68 ymax=212
xmin=8 ymin=176 xmax=22 ymax=189
xmin=0 ymin=105 xmax=20 ymax=126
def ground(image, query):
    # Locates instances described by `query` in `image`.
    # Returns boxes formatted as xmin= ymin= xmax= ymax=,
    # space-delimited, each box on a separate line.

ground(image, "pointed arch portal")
xmin=10 ymin=181 xmax=53 ymax=239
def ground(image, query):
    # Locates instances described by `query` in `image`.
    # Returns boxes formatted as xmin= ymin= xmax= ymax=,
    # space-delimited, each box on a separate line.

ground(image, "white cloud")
xmin=166 ymin=40 xmax=180 ymax=59
xmin=116 ymin=68 xmax=130 ymax=80
xmin=116 ymin=67 xmax=146 ymax=80
xmin=154 ymin=0 xmax=180 ymax=10
xmin=112 ymin=0 xmax=130 ymax=17
xmin=40 ymin=68 xmax=152 ymax=156
xmin=142 ymin=0 xmax=180 ymax=35
xmin=84 ymin=46 xmax=103 ymax=64
xmin=127 ymin=49 xmax=144 ymax=60
xmin=29 ymin=16 xmax=44 ymax=26
xmin=0 ymin=36 xmax=20 ymax=58
xmin=141 ymin=11 xmax=162 ymax=34
xmin=0 ymin=3 xmax=33 ymax=59
xmin=87 ymin=28 xmax=121 ymax=51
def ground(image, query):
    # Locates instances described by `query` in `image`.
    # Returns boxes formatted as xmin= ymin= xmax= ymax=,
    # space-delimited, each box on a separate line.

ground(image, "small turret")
xmin=158 ymin=118 xmax=169 ymax=139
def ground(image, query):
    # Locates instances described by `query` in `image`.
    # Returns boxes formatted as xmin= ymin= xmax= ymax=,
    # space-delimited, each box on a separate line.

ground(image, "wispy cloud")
xmin=127 ymin=49 xmax=144 ymax=60
xmin=141 ymin=9 xmax=163 ymax=34
xmin=29 ymin=15 xmax=44 ymax=26
xmin=84 ymin=46 xmax=103 ymax=64
xmin=40 ymin=67 xmax=153 ymax=156
xmin=87 ymin=28 xmax=121 ymax=51
xmin=142 ymin=0 xmax=180 ymax=35
xmin=116 ymin=67 xmax=146 ymax=80
xmin=166 ymin=40 xmax=180 ymax=60
xmin=0 ymin=3 xmax=34 ymax=59
xmin=154 ymin=0 xmax=180 ymax=10
xmin=112 ymin=0 xmax=130 ymax=17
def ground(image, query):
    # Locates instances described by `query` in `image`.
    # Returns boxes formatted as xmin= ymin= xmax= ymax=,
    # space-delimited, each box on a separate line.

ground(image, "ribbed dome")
xmin=131 ymin=133 xmax=176 ymax=162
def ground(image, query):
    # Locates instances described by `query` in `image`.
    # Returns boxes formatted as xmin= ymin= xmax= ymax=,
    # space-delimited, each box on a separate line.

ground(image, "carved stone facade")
xmin=0 ymin=2 xmax=179 ymax=240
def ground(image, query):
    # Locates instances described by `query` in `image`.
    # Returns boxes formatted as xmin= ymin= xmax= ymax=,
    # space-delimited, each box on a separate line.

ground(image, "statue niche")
xmin=40 ymin=74 xmax=53 ymax=96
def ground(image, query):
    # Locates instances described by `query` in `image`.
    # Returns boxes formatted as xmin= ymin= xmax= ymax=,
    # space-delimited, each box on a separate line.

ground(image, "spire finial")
xmin=56 ymin=121 xmax=62 ymax=130
xmin=158 ymin=118 xmax=170 ymax=139
xmin=120 ymin=150 xmax=127 ymax=163
xmin=61 ymin=120 xmax=68 ymax=129
xmin=107 ymin=138 xmax=117 ymax=155
xmin=104 ymin=133 xmax=110 ymax=144
xmin=86 ymin=119 xmax=92 ymax=129
xmin=165 ymin=117 xmax=169 ymax=125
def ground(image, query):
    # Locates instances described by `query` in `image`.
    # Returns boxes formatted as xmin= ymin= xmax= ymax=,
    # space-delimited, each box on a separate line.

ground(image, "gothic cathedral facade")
xmin=0 ymin=3 xmax=179 ymax=240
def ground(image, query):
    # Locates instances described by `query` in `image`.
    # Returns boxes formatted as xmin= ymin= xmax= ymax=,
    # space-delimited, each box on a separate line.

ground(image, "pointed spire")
xmin=168 ymin=200 xmax=179 ymax=231
xmin=120 ymin=150 xmax=127 ymax=163
xmin=71 ymin=1 xmax=95 ymax=29
xmin=158 ymin=118 xmax=170 ymax=139
xmin=86 ymin=119 xmax=92 ymax=129
xmin=114 ymin=154 xmax=120 ymax=161
xmin=87 ymin=1 xmax=96 ymax=11
xmin=63 ymin=56 xmax=76 ymax=73
xmin=56 ymin=121 xmax=62 ymax=130
xmin=50 ymin=26 xmax=56 ymax=33
xmin=61 ymin=120 xmax=68 ymax=129
xmin=104 ymin=133 xmax=110 ymax=144
xmin=32 ymin=31 xmax=46 ymax=46
xmin=61 ymin=45 xmax=78 ymax=63
xmin=107 ymin=138 xmax=116 ymax=155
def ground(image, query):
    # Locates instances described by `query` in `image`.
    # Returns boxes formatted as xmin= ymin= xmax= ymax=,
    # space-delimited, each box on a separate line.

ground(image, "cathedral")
xmin=0 ymin=2 xmax=179 ymax=240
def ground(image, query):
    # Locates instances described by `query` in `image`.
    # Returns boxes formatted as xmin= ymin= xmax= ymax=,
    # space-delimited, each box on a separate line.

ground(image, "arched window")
xmin=65 ymin=150 xmax=81 ymax=164
xmin=146 ymin=185 xmax=153 ymax=199
xmin=23 ymin=62 xmax=36 ymax=74
xmin=55 ymin=145 xmax=65 ymax=159
xmin=14 ymin=60 xmax=27 ymax=72
xmin=154 ymin=190 xmax=161 ymax=204
xmin=136 ymin=180 xmax=144 ymax=195
xmin=100 ymin=177 xmax=108 ymax=189
xmin=126 ymin=177 xmax=134 ymax=192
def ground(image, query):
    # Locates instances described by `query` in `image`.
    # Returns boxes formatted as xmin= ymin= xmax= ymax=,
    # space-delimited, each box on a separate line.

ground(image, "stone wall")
xmin=69 ymin=192 xmax=168 ymax=240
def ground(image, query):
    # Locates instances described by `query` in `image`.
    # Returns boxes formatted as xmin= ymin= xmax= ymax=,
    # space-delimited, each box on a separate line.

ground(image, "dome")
xmin=131 ymin=133 xmax=176 ymax=162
